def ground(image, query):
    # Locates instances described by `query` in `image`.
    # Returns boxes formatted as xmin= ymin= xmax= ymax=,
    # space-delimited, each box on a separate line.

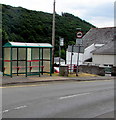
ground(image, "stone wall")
xmin=79 ymin=65 xmax=105 ymax=76
xmin=111 ymin=67 xmax=116 ymax=76
xmin=59 ymin=65 xmax=68 ymax=76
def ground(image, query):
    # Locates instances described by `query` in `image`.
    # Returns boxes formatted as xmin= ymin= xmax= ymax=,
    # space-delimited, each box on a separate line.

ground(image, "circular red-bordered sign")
xmin=76 ymin=31 xmax=83 ymax=38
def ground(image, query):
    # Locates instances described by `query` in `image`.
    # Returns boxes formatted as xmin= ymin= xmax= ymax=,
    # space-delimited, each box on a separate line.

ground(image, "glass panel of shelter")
xmin=4 ymin=48 xmax=11 ymax=75
xmin=12 ymin=48 xmax=17 ymax=75
xmin=43 ymin=48 xmax=50 ymax=74
xmin=12 ymin=48 xmax=26 ymax=76
xmin=29 ymin=48 xmax=40 ymax=76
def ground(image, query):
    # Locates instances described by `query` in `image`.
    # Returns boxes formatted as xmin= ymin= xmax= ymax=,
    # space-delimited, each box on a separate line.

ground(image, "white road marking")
xmin=2 ymin=105 xmax=27 ymax=114
xmin=59 ymin=92 xmax=90 ymax=100
xmin=2 ymin=110 xmax=9 ymax=113
xmin=14 ymin=105 xmax=27 ymax=110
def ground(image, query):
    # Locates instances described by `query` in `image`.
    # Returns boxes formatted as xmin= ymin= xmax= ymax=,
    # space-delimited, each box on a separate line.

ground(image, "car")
xmin=54 ymin=67 xmax=59 ymax=73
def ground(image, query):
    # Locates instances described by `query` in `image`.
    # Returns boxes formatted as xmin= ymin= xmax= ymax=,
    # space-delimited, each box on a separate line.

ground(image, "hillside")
xmin=1 ymin=4 xmax=95 ymax=58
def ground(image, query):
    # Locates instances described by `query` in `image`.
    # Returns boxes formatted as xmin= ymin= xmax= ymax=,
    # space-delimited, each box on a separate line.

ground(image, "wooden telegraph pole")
xmin=52 ymin=0 xmax=56 ymax=73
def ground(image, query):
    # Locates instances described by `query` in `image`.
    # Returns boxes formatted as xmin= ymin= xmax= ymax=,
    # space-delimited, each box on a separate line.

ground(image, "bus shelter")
xmin=3 ymin=42 xmax=53 ymax=77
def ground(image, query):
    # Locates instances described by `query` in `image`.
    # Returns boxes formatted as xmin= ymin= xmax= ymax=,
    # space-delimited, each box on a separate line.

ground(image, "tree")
xmin=2 ymin=4 xmax=96 ymax=58
xmin=2 ymin=29 xmax=9 ymax=45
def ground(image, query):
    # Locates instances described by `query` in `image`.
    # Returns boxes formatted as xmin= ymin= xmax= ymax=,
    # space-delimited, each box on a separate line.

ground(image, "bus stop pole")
xmin=76 ymin=45 xmax=80 ymax=76
xmin=59 ymin=41 xmax=61 ymax=76
xmin=70 ymin=45 xmax=74 ymax=74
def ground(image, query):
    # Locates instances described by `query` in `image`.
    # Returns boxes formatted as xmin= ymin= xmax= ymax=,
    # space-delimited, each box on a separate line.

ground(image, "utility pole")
xmin=52 ymin=0 xmax=56 ymax=73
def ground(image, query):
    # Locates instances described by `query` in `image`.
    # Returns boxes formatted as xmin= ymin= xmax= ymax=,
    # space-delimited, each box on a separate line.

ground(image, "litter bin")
xmin=104 ymin=66 xmax=111 ymax=76
xmin=59 ymin=65 xmax=68 ymax=76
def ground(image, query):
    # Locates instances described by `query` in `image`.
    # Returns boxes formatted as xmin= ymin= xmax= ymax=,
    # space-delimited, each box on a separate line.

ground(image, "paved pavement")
xmin=1 ymin=74 xmax=115 ymax=86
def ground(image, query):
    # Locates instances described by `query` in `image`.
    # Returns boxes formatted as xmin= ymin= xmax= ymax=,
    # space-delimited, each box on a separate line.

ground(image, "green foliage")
xmin=61 ymin=49 xmax=66 ymax=60
xmin=68 ymin=41 xmax=76 ymax=45
xmin=2 ymin=4 xmax=96 ymax=59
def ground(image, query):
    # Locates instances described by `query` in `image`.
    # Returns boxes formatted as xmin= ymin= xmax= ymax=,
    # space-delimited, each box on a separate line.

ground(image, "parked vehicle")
xmin=54 ymin=67 xmax=59 ymax=73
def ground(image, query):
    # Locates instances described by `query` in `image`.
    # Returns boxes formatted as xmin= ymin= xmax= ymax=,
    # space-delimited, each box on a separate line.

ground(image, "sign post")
xmin=70 ymin=45 xmax=74 ymax=73
xmin=60 ymin=38 xmax=64 ymax=46
xmin=76 ymin=31 xmax=83 ymax=76
xmin=59 ymin=37 xmax=64 ymax=75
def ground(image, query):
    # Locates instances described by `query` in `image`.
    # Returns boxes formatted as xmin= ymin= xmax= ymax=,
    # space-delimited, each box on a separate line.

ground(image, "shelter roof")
xmin=3 ymin=42 xmax=53 ymax=48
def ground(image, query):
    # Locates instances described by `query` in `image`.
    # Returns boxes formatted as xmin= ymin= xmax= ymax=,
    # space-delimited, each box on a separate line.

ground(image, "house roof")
xmin=82 ymin=27 xmax=115 ymax=49
xmin=92 ymin=40 xmax=116 ymax=55
xmin=54 ymin=57 xmax=65 ymax=63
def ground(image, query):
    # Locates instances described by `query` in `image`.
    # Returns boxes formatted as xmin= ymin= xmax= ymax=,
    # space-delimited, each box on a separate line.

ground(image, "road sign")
xmin=76 ymin=31 xmax=83 ymax=38
xmin=76 ymin=38 xmax=83 ymax=45
xmin=68 ymin=45 xmax=84 ymax=53
xmin=60 ymin=38 xmax=64 ymax=46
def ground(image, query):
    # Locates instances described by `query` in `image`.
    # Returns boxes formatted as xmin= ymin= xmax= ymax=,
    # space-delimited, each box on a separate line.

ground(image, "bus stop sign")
xmin=76 ymin=31 xmax=83 ymax=38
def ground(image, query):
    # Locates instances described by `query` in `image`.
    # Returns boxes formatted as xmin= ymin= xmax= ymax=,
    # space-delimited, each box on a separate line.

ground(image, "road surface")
xmin=2 ymin=80 xmax=114 ymax=118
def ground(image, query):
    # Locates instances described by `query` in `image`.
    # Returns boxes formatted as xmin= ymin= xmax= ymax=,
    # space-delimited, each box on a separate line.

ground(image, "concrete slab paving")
xmin=1 ymin=74 xmax=115 ymax=86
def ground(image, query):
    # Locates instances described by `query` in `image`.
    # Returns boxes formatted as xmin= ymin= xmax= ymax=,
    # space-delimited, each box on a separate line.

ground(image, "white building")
xmin=83 ymin=43 xmax=104 ymax=63
xmin=54 ymin=57 xmax=65 ymax=65
xmin=66 ymin=27 xmax=116 ymax=67
xmin=92 ymin=40 xmax=116 ymax=67
xmin=66 ymin=51 xmax=83 ymax=65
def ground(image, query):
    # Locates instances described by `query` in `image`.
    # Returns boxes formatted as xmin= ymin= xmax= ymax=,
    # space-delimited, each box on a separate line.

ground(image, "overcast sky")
xmin=1 ymin=0 xmax=115 ymax=28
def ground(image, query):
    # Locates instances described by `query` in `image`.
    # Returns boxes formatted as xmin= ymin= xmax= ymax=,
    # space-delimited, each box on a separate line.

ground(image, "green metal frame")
xmin=26 ymin=48 xmax=28 ymax=77
xmin=42 ymin=48 xmax=43 ymax=75
xmin=10 ymin=47 xmax=12 ymax=77
xmin=17 ymin=48 xmax=19 ymax=76
xmin=39 ymin=48 xmax=41 ymax=77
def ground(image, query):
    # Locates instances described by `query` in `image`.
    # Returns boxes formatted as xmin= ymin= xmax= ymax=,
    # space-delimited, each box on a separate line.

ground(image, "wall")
xmin=83 ymin=44 xmax=95 ymax=61
xmin=79 ymin=65 xmax=105 ymax=76
xmin=111 ymin=67 xmax=116 ymax=76
xmin=66 ymin=51 xmax=83 ymax=65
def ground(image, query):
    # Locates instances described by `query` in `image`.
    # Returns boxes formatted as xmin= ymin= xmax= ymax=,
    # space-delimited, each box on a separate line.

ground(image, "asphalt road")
xmin=2 ymin=80 xmax=114 ymax=118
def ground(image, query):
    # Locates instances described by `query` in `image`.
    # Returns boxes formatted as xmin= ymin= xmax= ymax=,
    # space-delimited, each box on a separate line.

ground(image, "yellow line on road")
xmin=0 ymin=84 xmax=48 ymax=88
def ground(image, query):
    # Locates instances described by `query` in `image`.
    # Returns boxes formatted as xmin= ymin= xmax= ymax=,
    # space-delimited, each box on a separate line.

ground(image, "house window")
xmin=104 ymin=64 xmax=113 ymax=67
xmin=109 ymin=65 xmax=113 ymax=67
xmin=104 ymin=64 xmax=108 ymax=66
